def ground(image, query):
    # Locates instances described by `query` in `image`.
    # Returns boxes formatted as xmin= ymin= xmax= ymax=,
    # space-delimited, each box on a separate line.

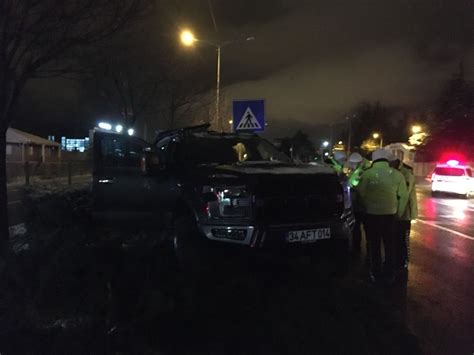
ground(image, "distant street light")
xmin=180 ymin=29 xmax=254 ymax=132
xmin=180 ymin=30 xmax=195 ymax=47
xmin=127 ymin=128 xmax=134 ymax=136
xmin=322 ymin=141 xmax=329 ymax=148
xmin=411 ymin=125 xmax=422 ymax=134
xmin=115 ymin=124 xmax=123 ymax=133
xmin=372 ymin=132 xmax=383 ymax=148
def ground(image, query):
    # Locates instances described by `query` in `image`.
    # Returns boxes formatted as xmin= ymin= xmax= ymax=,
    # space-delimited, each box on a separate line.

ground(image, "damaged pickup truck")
xmin=92 ymin=124 xmax=354 ymax=275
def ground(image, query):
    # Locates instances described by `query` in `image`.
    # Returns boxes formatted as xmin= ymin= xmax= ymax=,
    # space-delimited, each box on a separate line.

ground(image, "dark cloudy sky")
xmin=14 ymin=0 xmax=473 ymax=138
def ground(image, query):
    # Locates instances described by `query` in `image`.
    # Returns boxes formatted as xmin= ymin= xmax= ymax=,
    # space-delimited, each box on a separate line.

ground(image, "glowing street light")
xmin=127 ymin=128 xmax=134 ymax=136
xmin=372 ymin=132 xmax=383 ymax=147
xmin=180 ymin=29 xmax=254 ymax=132
xmin=411 ymin=125 xmax=422 ymax=134
xmin=322 ymin=141 xmax=329 ymax=148
xmin=180 ymin=30 xmax=195 ymax=47
xmin=115 ymin=124 xmax=123 ymax=133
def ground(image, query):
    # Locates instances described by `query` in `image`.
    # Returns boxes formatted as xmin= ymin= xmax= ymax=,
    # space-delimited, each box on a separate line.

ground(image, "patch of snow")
xmin=9 ymin=223 xmax=27 ymax=238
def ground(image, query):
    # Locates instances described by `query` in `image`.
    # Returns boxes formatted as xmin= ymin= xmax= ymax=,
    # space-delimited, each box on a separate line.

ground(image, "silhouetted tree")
xmin=421 ymin=63 xmax=474 ymax=160
xmin=0 ymin=0 xmax=150 ymax=256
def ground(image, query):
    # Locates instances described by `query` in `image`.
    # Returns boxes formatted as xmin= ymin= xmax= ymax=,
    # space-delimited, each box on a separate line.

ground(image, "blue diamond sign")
xmin=233 ymin=99 xmax=265 ymax=132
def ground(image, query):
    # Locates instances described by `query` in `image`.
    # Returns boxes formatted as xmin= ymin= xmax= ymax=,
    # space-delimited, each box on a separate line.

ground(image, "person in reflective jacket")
xmin=357 ymin=149 xmax=408 ymax=282
xmin=327 ymin=151 xmax=346 ymax=174
xmin=347 ymin=152 xmax=370 ymax=254
xmin=390 ymin=157 xmax=418 ymax=276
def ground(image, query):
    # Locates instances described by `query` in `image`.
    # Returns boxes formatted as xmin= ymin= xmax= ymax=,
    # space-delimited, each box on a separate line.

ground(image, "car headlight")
xmin=203 ymin=186 xmax=251 ymax=219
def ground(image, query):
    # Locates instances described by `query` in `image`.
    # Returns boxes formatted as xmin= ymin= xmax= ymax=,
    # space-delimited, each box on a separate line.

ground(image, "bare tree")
xmin=89 ymin=44 xmax=162 ymax=128
xmin=155 ymin=77 xmax=211 ymax=130
xmin=0 ymin=0 xmax=150 ymax=255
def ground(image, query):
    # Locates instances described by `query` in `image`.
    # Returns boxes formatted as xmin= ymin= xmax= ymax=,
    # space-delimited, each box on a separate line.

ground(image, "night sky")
xmin=12 ymin=0 xmax=473 ymax=140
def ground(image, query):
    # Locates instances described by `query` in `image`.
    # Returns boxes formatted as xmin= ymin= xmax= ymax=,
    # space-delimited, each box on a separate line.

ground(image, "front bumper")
xmin=198 ymin=219 xmax=352 ymax=252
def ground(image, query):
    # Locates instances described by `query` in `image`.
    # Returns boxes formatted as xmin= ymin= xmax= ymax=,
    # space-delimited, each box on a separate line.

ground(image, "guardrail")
xmin=6 ymin=161 xmax=91 ymax=185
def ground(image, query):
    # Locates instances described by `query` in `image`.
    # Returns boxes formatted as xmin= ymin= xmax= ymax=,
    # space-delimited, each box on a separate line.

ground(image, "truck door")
xmin=92 ymin=131 xmax=163 ymax=225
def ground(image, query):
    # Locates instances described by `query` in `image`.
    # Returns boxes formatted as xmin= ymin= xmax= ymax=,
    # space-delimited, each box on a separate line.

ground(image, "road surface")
xmin=407 ymin=186 xmax=474 ymax=354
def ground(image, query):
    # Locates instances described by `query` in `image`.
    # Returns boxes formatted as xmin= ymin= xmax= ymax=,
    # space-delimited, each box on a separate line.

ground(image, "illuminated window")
xmin=61 ymin=136 xmax=88 ymax=152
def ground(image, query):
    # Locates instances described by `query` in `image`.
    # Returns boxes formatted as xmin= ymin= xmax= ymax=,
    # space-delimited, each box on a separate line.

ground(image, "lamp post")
xmin=346 ymin=114 xmax=355 ymax=156
xmin=372 ymin=132 xmax=383 ymax=148
xmin=180 ymin=29 xmax=254 ymax=132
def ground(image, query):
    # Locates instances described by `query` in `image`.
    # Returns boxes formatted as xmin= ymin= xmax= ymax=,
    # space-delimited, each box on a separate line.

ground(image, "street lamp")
xmin=180 ymin=30 xmax=195 ymax=47
xmin=372 ymin=132 xmax=383 ymax=148
xmin=180 ymin=29 xmax=254 ymax=132
xmin=322 ymin=141 xmax=329 ymax=148
xmin=411 ymin=125 xmax=422 ymax=134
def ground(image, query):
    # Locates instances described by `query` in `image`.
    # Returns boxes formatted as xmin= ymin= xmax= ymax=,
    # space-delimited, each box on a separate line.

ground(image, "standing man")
xmin=357 ymin=149 xmax=408 ymax=283
xmin=390 ymin=157 xmax=418 ymax=275
xmin=327 ymin=151 xmax=347 ymax=174
xmin=347 ymin=152 xmax=369 ymax=254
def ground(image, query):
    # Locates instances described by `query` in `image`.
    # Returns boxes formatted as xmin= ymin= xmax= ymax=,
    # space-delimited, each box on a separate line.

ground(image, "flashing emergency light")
xmin=446 ymin=159 xmax=459 ymax=167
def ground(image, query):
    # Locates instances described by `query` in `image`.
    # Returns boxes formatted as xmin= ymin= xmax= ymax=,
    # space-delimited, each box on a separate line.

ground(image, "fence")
xmin=6 ymin=161 xmax=91 ymax=185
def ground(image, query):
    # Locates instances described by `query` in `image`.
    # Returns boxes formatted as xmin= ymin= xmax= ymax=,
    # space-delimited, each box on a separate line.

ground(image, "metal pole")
xmin=24 ymin=161 xmax=30 ymax=186
xmin=346 ymin=116 xmax=352 ymax=156
xmin=216 ymin=45 xmax=221 ymax=132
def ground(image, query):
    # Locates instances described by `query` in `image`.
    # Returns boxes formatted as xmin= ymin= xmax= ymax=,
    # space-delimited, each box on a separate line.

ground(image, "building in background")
xmin=6 ymin=128 xmax=61 ymax=162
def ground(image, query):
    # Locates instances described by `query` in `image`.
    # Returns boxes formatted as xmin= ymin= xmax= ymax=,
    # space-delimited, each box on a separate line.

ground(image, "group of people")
xmin=329 ymin=148 xmax=418 ymax=283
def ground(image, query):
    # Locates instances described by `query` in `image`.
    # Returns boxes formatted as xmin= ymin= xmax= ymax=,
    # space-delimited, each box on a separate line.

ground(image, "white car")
xmin=431 ymin=160 xmax=474 ymax=198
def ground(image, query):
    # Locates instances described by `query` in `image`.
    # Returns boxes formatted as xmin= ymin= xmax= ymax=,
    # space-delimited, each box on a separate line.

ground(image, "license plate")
xmin=286 ymin=228 xmax=331 ymax=243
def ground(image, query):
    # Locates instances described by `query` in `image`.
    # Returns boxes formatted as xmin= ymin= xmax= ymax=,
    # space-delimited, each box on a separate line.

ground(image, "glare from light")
xmin=180 ymin=30 xmax=195 ymax=46
xmin=127 ymin=128 xmax=134 ymax=136
xmin=372 ymin=132 xmax=380 ymax=139
xmin=411 ymin=125 xmax=422 ymax=134
xmin=324 ymin=152 xmax=329 ymax=156
xmin=322 ymin=141 xmax=329 ymax=148
xmin=98 ymin=122 xmax=112 ymax=130
xmin=115 ymin=124 xmax=123 ymax=133
xmin=229 ymin=120 xmax=233 ymax=124
xmin=446 ymin=159 xmax=459 ymax=167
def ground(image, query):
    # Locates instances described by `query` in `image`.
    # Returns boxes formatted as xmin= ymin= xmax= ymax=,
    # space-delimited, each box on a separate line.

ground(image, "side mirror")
xmin=141 ymin=149 xmax=161 ymax=175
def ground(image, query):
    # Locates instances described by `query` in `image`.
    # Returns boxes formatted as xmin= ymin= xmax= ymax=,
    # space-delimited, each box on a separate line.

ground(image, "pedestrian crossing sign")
xmin=232 ymin=99 xmax=265 ymax=132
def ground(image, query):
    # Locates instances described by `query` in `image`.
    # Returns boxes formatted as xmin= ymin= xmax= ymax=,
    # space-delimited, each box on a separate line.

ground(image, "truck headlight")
xmin=203 ymin=186 xmax=251 ymax=219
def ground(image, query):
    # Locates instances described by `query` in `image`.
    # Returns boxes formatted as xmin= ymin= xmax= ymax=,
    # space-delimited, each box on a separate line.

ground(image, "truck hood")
xmin=215 ymin=162 xmax=335 ymax=176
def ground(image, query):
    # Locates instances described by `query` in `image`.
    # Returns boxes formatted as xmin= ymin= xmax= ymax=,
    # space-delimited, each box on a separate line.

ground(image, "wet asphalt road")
xmin=407 ymin=186 xmax=474 ymax=354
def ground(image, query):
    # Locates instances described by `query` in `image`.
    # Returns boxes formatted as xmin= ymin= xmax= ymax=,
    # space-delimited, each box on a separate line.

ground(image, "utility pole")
xmin=346 ymin=116 xmax=352 ymax=156
xmin=216 ymin=45 xmax=221 ymax=131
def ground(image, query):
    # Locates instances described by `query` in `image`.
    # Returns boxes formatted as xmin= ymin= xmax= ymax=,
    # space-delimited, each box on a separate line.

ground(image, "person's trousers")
xmin=396 ymin=220 xmax=411 ymax=269
xmin=352 ymin=212 xmax=362 ymax=251
xmin=363 ymin=214 xmax=396 ymax=277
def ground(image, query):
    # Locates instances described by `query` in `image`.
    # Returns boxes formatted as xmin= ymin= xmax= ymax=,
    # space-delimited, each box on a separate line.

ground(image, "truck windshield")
xmin=179 ymin=137 xmax=291 ymax=165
